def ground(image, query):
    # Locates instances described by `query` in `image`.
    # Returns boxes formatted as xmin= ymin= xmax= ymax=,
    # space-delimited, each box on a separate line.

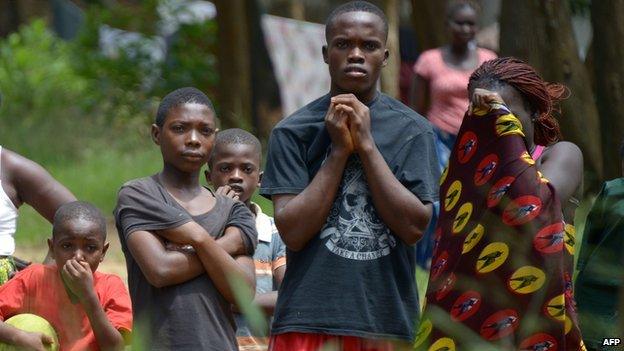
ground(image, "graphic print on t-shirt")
xmin=320 ymin=156 xmax=395 ymax=260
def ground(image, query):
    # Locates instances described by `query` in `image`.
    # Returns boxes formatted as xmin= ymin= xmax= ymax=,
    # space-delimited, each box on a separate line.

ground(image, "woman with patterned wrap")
xmin=417 ymin=57 xmax=584 ymax=350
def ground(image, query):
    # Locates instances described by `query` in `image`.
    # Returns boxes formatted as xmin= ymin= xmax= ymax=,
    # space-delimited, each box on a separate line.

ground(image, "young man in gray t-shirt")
xmin=260 ymin=1 xmax=439 ymax=349
xmin=114 ymin=88 xmax=258 ymax=351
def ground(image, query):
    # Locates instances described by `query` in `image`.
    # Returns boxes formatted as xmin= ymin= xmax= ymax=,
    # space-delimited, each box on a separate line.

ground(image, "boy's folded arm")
xmin=169 ymin=223 xmax=256 ymax=305
xmin=158 ymin=224 xmax=248 ymax=256
xmin=126 ymin=230 xmax=204 ymax=288
xmin=215 ymin=226 xmax=248 ymax=256
xmin=197 ymin=250 xmax=255 ymax=307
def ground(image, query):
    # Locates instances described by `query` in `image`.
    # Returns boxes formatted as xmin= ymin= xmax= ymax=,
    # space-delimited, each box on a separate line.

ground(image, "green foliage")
xmin=0 ymin=20 xmax=98 ymax=163
xmin=71 ymin=5 xmax=160 ymax=125
xmin=155 ymin=21 xmax=219 ymax=104
xmin=3 ymin=4 xmax=224 ymax=249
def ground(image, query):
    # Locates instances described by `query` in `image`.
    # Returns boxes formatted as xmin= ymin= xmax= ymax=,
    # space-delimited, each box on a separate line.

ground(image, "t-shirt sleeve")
xmin=260 ymin=126 xmax=309 ymax=198
xmin=0 ymin=269 xmax=28 ymax=321
xmin=270 ymin=219 xmax=287 ymax=271
xmin=226 ymin=201 xmax=258 ymax=256
xmin=390 ymin=129 xmax=440 ymax=204
xmin=413 ymin=50 xmax=433 ymax=79
xmin=100 ymin=275 xmax=133 ymax=333
xmin=114 ymin=183 xmax=192 ymax=239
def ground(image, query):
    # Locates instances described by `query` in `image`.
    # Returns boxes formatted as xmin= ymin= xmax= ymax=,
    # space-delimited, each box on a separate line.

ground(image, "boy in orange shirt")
xmin=0 ymin=201 xmax=132 ymax=350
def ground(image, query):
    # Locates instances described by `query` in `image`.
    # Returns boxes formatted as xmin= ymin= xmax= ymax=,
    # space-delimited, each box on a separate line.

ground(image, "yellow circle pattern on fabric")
xmin=495 ymin=114 xmax=525 ymax=137
xmin=472 ymin=106 xmax=489 ymax=116
xmin=545 ymin=294 xmax=566 ymax=322
xmin=476 ymin=242 xmax=509 ymax=273
xmin=414 ymin=319 xmax=433 ymax=348
xmin=445 ymin=181 xmax=462 ymax=212
xmin=452 ymin=203 xmax=473 ymax=234
xmin=564 ymin=224 xmax=576 ymax=255
xmin=440 ymin=167 xmax=449 ymax=186
xmin=428 ymin=337 xmax=456 ymax=351
xmin=521 ymin=151 xmax=536 ymax=166
xmin=508 ymin=266 xmax=546 ymax=294
xmin=565 ymin=316 xmax=573 ymax=335
xmin=462 ymin=224 xmax=485 ymax=253
xmin=537 ymin=171 xmax=549 ymax=183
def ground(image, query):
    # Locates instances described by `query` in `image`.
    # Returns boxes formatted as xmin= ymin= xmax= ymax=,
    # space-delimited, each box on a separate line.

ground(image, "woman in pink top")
xmin=411 ymin=0 xmax=497 ymax=170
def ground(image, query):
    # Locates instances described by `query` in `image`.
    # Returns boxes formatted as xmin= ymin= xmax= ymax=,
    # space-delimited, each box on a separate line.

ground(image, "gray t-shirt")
xmin=114 ymin=175 xmax=257 ymax=351
xmin=260 ymin=92 xmax=440 ymax=341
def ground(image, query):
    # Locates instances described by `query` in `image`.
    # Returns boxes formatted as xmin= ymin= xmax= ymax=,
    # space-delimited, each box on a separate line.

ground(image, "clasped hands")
xmin=325 ymin=94 xmax=374 ymax=156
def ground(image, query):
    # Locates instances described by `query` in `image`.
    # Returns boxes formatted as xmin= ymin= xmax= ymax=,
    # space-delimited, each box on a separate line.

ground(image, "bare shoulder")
xmin=544 ymin=141 xmax=583 ymax=165
xmin=2 ymin=148 xmax=48 ymax=181
xmin=2 ymin=148 xmax=75 ymax=217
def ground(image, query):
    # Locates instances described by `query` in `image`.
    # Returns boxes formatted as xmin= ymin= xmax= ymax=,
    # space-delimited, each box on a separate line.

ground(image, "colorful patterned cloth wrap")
xmin=417 ymin=99 xmax=585 ymax=350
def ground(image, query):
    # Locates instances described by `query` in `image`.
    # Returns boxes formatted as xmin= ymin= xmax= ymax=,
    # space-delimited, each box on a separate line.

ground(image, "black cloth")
xmin=114 ymin=175 xmax=257 ymax=351
xmin=260 ymin=92 xmax=440 ymax=341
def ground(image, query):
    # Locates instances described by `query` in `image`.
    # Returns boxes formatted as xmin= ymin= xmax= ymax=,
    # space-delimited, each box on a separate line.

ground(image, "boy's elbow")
xmin=145 ymin=267 xmax=171 ymax=288
xmin=285 ymin=242 xmax=304 ymax=252
xmin=274 ymin=217 xmax=304 ymax=252
xmin=401 ymin=217 xmax=427 ymax=246
xmin=146 ymin=275 xmax=167 ymax=289
xmin=281 ymin=236 xmax=304 ymax=252
xmin=405 ymin=228 xmax=424 ymax=246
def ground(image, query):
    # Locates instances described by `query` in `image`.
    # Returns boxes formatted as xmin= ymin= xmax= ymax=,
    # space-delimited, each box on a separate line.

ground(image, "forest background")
xmin=1 ymin=1 xmax=621 ymax=319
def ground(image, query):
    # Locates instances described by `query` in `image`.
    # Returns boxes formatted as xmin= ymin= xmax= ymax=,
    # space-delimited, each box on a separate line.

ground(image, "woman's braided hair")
xmin=468 ymin=57 xmax=569 ymax=146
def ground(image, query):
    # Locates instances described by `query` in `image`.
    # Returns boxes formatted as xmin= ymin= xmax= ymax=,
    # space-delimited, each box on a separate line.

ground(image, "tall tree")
xmin=0 ymin=0 xmax=21 ymax=37
xmin=289 ymin=0 xmax=305 ymax=21
xmin=499 ymin=0 xmax=603 ymax=190
xmin=248 ymin=0 xmax=282 ymax=142
xmin=409 ymin=0 xmax=446 ymax=51
xmin=214 ymin=0 xmax=253 ymax=130
xmin=381 ymin=0 xmax=400 ymax=98
xmin=591 ymin=0 xmax=624 ymax=180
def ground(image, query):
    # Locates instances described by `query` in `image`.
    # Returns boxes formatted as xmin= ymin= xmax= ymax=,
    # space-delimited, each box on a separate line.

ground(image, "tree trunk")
xmin=409 ymin=0 xmax=446 ymax=51
xmin=0 ymin=0 xmax=21 ymax=37
xmin=248 ymin=0 xmax=282 ymax=143
xmin=381 ymin=0 xmax=399 ymax=98
xmin=289 ymin=0 xmax=305 ymax=21
xmin=214 ymin=0 xmax=253 ymax=130
xmin=591 ymin=0 xmax=624 ymax=180
xmin=499 ymin=0 xmax=603 ymax=190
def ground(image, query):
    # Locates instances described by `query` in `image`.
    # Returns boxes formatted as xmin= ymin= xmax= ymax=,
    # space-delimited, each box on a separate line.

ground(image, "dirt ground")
xmin=13 ymin=222 xmax=129 ymax=285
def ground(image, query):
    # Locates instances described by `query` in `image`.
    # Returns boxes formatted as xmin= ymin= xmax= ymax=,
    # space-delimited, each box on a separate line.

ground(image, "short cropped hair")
xmin=52 ymin=201 xmax=107 ymax=241
xmin=446 ymin=0 xmax=481 ymax=20
xmin=325 ymin=1 xmax=388 ymax=41
xmin=155 ymin=87 xmax=215 ymax=127
xmin=209 ymin=128 xmax=262 ymax=167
